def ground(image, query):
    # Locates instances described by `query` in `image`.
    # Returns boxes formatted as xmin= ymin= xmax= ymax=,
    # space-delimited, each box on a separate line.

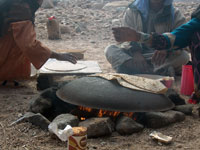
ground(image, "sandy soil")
xmin=1 ymin=0 xmax=200 ymax=149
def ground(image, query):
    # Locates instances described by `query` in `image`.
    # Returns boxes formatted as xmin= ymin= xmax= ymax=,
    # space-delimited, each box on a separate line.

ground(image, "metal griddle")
xmin=56 ymin=77 xmax=174 ymax=112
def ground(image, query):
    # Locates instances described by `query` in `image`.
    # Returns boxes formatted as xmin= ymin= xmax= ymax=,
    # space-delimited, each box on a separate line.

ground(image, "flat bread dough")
xmin=44 ymin=60 xmax=87 ymax=72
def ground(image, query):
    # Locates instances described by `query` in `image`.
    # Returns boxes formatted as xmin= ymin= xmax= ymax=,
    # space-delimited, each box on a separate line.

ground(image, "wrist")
xmin=135 ymin=32 xmax=141 ymax=42
xmin=50 ymin=52 xmax=59 ymax=59
xmin=138 ymin=32 xmax=151 ymax=42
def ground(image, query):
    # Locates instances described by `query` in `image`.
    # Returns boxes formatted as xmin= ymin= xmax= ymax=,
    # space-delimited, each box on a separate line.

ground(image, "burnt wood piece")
xmin=56 ymin=77 xmax=174 ymax=112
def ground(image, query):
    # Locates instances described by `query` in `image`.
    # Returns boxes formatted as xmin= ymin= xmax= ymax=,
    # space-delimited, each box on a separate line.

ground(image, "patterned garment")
xmin=138 ymin=5 xmax=200 ymax=101
xmin=151 ymin=31 xmax=200 ymax=99
xmin=190 ymin=31 xmax=200 ymax=98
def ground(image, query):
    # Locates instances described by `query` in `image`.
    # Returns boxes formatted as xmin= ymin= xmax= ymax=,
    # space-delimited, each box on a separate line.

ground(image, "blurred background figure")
xmin=105 ymin=0 xmax=189 ymax=76
xmin=0 ymin=0 xmax=77 ymax=84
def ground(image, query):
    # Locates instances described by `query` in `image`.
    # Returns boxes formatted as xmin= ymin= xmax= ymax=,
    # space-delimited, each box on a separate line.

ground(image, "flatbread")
xmin=90 ymin=73 xmax=168 ymax=94
xmin=44 ymin=60 xmax=87 ymax=72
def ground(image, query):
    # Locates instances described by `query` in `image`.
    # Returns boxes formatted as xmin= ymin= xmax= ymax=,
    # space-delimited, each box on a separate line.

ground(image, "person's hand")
xmin=51 ymin=52 xmax=77 ymax=64
xmin=112 ymin=27 xmax=140 ymax=42
xmin=151 ymin=50 xmax=167 ymax=66
xmin=132 ymin=51 xmax=150 ymax=73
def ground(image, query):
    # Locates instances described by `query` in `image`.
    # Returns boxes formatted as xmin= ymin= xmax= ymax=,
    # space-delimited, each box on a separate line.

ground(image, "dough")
xmin=44 ymin=60 xmax=87 ymax=72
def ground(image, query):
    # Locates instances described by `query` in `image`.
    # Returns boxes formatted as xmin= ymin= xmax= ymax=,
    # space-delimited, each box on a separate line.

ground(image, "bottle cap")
xmin=48 ymin=16 xmax=56 ymax=20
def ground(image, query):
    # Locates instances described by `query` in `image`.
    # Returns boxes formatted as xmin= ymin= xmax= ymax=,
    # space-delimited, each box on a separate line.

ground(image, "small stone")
xmin=75 ymin=26 xmax=82 ymax=33
xmin=100 ymin=142 xmax=106 ymax=146
xmin=24 ymin=113 xmax=50 ymax=130
xmin=75 ymin=23 xmax=88 ymax=33
xmin=103 ymin=1 xmax=130 ymax=10
xmin=79 ymin=117 xmax=114 ymax=138
xmin=145 ymin=110 xmax=185 ymax=129
xmin=174 ymin=105 xmax=193 ymax=115
xmin=177 ymin=144 xmax=183 ymax=148
xmin=50 ymin=114 xmax=79 ymax=130
xmin=111 ymin=19 xmax=121 ymax=28
xmin=90 ymin=40 xmax=96 ymax=44
xmin=29 ymin=87 xmax=77 ymax=120
xmin=60 ymin=25 xmax=71 ymax=34
xmin=41 ymin=0 xmax=54 ymax=9
xmin=29 ymin=90 xmax=52 ymax=115
xmin=18 ymin=113 xmax=23 ymax=118
xmin=92 ymin=3 xmax=104 ymax=10
xmin=115 ymin=116 xmax=144 ymax=135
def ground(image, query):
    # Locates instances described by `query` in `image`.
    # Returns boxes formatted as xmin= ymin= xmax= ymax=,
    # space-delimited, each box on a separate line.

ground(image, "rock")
xmin=37 ymin=17 xmax=47 ymax=24
xmin=103 ymin=1 xmax=130 ymax=10
xmin=29 ymin=90 xmax=53 ymax=115
xmin=50 ymin=114 xmax=79 ymax=130
xmin=90 ymin=40 xmax=96 ymax=44
xmin=41 ymin=0 xmax=54 ymax=9
xmin=60 ymin=25 xmax=71 ymax=34
xmin=52 ymin=0 xmax=58 ymax=6
xmin=75 ymin=22 xmax=88 ymax=33
xmin=111 ymin=19 xmax=121 ymax=28
xmin=10 ymin=112 xmax=36 ymax=126
xmin=174 ymin=105 xmax=193 ymax=115
xmin=115 ymin=116 xmax=144 ymax=135
xmin=176 ymin=144 xmax=183 ymax=149
xmin=145 ymin=110 xmax=185 ymax=129
xmin=29 ymin=87 xmax=77 ymax=120
xmin=79 ymin=117 xmax=114 ymax=138
xmin=36 ymin=75 xmax=54 ymax=90
xmin=15 ymin=112 xmax=51 ymax=130
xmin=75 ymin=26 xmax=82 ymax=33
xmin=92 ymin=3 xmax=105 ymax=10
xmin=28 ymin=113 xmax=51 ymax=130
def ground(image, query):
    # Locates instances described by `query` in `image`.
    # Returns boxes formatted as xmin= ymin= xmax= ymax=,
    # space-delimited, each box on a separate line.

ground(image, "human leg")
xmin=104 ymin=45 xmax=133 ymax=74
xmin=105 ymin=45 xmax=153 ymax=74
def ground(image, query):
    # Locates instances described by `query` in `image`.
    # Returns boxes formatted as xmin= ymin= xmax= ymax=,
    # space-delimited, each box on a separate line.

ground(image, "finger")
xmin=160 ymin=53 xmax=167 ymax=65
xmin=156 ymin=53 xmax=162 ymax=66
xmin=68 ymin=58 xmax=77 ymax=64
xmin=157 ymin=52 xmax=166 ymax=66
xmin=154 ymin=52 xmax=160 ymax=66
xmin=63 ymin=53 xmax=77 ymax=63
xmin=68 ymin=55 xmax=77 ymax=64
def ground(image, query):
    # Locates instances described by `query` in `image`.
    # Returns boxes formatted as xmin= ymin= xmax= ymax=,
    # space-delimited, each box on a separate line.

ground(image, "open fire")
xmin=77 ymin=106 xmax=135 ymax=121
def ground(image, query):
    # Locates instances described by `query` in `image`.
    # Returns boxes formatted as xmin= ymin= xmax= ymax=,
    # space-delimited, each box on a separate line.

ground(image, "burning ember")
xmin=77 ymin=106 xmax=136 ymax=121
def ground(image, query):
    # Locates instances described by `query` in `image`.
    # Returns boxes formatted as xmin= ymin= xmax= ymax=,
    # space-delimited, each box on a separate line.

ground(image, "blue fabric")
xmin=129 ymin=0 xmax=174 ymax=22
xmin=170 ymin=18 xmax=200 ymax=48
